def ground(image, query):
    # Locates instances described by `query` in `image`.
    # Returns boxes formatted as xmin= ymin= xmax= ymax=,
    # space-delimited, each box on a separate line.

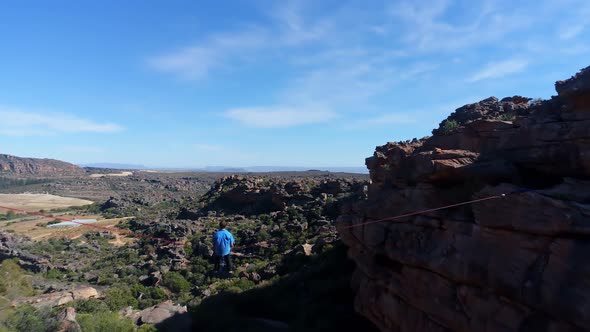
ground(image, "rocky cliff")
xmin=0 ymin=154 xmax=84 ymax=177
xmin=337 ymin=66 xmax=590 ymax=331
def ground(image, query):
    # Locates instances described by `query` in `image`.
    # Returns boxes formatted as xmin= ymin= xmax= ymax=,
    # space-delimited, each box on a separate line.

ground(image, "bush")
xmin=258 ymin=214 xmax=272 ymax=224
xmin=44 ymin=268 xmax=65 ymax=280
xmin=137 ymin=324 xmax=158 ymax=332
xmin=0 ymin=260 xmax=34 ymax=300
xmin=77 ymin=312 xmax=135 ymax=332
xmin=440 ymin=119 xmax=459 ymax=135
xmin=104 ymin=286 xmax=138 ymax=311
xmin=0 ymin=210 xmax=19 ymax=221
xmin=130 ymin=284 xmax=167 ymax=309
xmin=163 ymin=272 xmax=191 ymax=293
xmin=256 ymin=230 xmax=270 ymax=242
xmin=4 ymin=305 xmax=56 ymax=332
xmin=72 ymin=298 xmax=110 ymax=314
xmin=499 ymin=113 xmax=515 ymax=121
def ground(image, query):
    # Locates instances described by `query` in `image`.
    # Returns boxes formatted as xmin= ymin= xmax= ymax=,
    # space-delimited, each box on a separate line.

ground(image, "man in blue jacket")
xmin=212 ymin=220 xmax=235 ymax=273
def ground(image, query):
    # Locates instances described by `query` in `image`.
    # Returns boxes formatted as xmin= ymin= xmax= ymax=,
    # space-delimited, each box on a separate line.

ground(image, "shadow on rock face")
xmin=155 ymin=311 xmax=193 ymax=332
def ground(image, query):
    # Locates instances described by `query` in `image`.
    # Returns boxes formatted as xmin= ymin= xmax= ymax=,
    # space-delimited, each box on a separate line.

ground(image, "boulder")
xmin=12 ymin=286 xmax=100 ymax=308
xmin=56 ymin=307 xmax=82 ymax=332
xmin=139 ymin=300 xmax=189 ymax=326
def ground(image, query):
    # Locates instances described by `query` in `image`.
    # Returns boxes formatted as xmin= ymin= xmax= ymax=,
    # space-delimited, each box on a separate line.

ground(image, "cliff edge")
xmin=337 ymin=66 xmax=590 ymax=331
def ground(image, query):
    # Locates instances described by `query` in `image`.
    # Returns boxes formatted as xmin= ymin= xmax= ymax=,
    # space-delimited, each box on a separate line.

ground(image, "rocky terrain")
xmin=0 ymin=154 xmax=84 ymax=177
xmin=337 ymin=66 xmax=590 ymax=331
xmin=0 ymin=168 xmax=374 ymax=331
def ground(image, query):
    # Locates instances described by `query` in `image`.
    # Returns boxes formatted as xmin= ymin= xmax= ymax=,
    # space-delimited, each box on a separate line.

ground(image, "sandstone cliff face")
xmin=0 ymin=154 xmax=84 ymax=177
xmin=337 ymin=66 xmax=590 ymax=331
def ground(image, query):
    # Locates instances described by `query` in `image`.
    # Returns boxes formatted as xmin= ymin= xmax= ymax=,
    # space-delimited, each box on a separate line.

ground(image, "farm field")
xmin=0 ymin=193 xmax=93 ymax=213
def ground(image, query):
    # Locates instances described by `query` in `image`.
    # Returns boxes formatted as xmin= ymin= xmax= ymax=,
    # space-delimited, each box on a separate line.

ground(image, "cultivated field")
xmin=0 ymin=213 xmax=135 ymax=246
xmin=0 ymin=193 xmax=137 ymax=245
xmin=0 ymin=194 xmax=93 ymax=213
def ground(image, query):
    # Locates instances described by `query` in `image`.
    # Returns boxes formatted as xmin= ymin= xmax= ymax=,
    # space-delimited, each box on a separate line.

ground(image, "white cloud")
xmin=269 ymin=0 xmax=332 ymax=45
xmin=387 ymin=0 xmax=533 ymax=53
xmin=147 ymin=47 xmax=218 ymax=80
xmin=558 ymin=24 xmax=585 ymax=40
xmin=468 ymin=59 xmax=529 ymax=82
xmin=224 ymin=106 xmax=336 ymax=128
xmin=147 ymin=29 xmax=268 ymax=80
xmin=0 ymin=106 xmax=123 ymax=136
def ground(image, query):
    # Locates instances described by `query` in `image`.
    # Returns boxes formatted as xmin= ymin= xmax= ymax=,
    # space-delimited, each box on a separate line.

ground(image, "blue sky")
xmin=0 ymin=0 xmax=588 ymax=168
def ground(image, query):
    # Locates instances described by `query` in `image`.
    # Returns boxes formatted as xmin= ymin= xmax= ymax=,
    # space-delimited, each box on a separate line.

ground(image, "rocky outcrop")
xmin=56 ymin=307 xmax=82 ymax=332
xmin=0 ymin=154 xmax=84 ymax=176
xmin=121 ymin=300 xmax=191 ymax=330
xmin=11 ymin=286 xmax=100 ymax=308
xmin=338 ymin=66 xmax=590 ymax=331
xmin=0 ymin=231 xmax=54 ymax=273
xmin=199 ymin=175 xmax=368 ymax=216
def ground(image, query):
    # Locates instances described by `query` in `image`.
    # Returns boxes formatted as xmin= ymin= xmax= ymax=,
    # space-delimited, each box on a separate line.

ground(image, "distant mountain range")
xmin=81 ymin=163 xmax=368 ymax=174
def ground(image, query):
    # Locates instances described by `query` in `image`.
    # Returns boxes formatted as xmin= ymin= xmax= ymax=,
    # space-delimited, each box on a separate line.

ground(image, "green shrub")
xmin=440 ymin=119 xmax=459 ymax=135
xmin=130 ymin=284 xmax=167 ymax=309
xmin=4 ymin=305 xmax=56 ymax=332
xmin=1 ymin=210 xmax=16 ymax=221
xmin=499 ymin=113 xmax=515 ymax=121
xmin=72 ymin=298 xmax=110 ymax=314
xmin=44 ymin=268 xmax=65 ymax=280
xmin=0 ymin=260 xmax=34 ymax=300
xmin=163 ymin=272 xmax=191 ymax=293
xmin=77 ymin=312 xmax=135 ymax=332
xmin=104 ymin=286 xmax=138 ymax=311
xmin=258 ymin=214 xmax=272 ymax=224
xmin=256 ymin=230 xmax=270 ymax=242
xmin=137 ymin=324 xmax=158 ymax=332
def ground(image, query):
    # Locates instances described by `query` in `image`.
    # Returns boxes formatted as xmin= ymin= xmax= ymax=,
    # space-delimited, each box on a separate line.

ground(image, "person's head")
xmin=219 ymin=220 xmax=227 ymax=229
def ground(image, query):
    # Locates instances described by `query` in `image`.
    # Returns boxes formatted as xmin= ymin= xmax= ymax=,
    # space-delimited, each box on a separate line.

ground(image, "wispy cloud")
xmin=468 ymin=59 xmax=529 ymax=82
xmin=0 ymin=106 xmax=123 ymax=136
xmin=387 ymin=0 xmax=533 ymax=53
xmin=558 ymin=24 xmax=585 ymax=40
xmin=148 ymin=1 xmax=336 ymax=80
xmin=224 ymin=106 xmax=336 ymax=128
xmin=147 ymin=29 xmax=268 ymax=80
xmin=269 ymin=0 xmax=333 ymax=45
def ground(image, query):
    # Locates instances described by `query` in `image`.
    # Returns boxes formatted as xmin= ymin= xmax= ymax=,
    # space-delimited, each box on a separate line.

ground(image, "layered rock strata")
xmin=338 ymin=66 xmax=590 ymax=331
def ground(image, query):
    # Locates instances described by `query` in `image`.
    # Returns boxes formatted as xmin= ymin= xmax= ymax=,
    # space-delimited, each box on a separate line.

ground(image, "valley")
xmin=0 ymin=164 xmax=375 ymax=331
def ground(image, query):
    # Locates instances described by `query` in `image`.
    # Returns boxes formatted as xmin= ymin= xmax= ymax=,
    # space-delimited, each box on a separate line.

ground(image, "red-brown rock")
xmin=338 ymin=66 xmax=590 ymax=331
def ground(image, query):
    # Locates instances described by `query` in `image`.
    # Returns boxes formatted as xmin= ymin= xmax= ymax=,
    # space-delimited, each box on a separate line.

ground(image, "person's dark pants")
xmin=214 ymin=254 xmax=232 ymax=271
